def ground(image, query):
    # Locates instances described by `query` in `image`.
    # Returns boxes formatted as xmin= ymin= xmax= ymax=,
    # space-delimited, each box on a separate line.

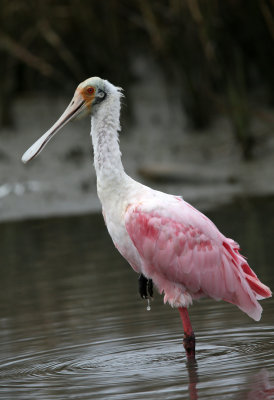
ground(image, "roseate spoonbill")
xmin=22 ymin=77 xmax=272 ymax=359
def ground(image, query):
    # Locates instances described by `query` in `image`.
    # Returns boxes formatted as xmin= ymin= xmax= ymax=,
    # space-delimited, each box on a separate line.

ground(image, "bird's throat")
xmin=90 ymin=94 xmax=126 ymax=193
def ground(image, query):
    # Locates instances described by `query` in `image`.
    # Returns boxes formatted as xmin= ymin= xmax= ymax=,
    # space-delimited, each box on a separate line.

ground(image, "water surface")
xmin=0 ymin=196 xmax=273 ymax=399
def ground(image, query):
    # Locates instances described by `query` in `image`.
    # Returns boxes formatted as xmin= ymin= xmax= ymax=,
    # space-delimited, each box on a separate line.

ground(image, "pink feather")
xmin=125 ymin=197 xmax=271 ymax=321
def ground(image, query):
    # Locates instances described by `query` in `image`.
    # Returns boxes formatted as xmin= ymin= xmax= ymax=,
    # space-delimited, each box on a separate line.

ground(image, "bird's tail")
xmin=223 ymin=239 xmax=272 ymax=321
xmin=244 ymin=271 xmax=272 ymax=300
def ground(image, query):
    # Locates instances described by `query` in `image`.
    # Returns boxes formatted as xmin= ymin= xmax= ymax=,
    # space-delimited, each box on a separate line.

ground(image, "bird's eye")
xmin=87 ymin=87 xmax=95 ymax=94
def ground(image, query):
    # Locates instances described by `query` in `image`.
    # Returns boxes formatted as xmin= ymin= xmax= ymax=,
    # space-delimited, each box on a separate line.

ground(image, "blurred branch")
xmin=0 ymin=31 xmax=54 ymax=76
xmin=37 ymin=20 xmax=85 ymax=78
xmin=187 ymin=0 xmax=203 ymax=23
xmin=186 ymin=0 xmax=215 ymax=63
xmin=138 ymin=0 xmax=166 ymax=52
xmin=260 ymin=0 xmax=274 ymax=41
xmin=226 ymin=67 xmax=253 ymax=160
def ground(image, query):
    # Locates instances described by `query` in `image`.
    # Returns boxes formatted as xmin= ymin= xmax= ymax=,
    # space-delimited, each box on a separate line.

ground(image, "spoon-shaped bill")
xmin=22 ymin=93 xmax=85 ymax=163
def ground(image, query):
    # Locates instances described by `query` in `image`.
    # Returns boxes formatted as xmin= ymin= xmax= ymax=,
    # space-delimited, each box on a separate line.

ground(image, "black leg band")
xmin=138 ymin=274 xmax=153 ymax=299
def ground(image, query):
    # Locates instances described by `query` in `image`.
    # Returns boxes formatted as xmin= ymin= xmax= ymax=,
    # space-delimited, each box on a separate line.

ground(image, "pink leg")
xmin=178 ymin=307 xmax=196 ymax=359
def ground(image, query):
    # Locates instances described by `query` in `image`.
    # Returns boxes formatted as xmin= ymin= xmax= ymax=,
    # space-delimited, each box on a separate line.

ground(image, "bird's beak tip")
xmin=21 ymin=154 xmax=29 ymax=164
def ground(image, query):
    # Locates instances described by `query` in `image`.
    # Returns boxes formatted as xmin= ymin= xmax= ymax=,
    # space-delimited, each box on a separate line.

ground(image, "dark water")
xmin=0 ymin=196 xmax=273 ymax=399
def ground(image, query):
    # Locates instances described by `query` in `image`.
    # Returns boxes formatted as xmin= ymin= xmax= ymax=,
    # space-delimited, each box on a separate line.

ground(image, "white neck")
xmin=90 ymin=89 xmax=127 ymax=196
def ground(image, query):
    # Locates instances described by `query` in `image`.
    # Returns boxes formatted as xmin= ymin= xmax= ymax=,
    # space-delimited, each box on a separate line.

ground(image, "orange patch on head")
xmin=78 ymin=87 xmax=96 ymax=109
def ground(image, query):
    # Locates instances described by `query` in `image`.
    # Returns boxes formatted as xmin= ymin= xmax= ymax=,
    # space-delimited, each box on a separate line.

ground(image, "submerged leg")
xmin=178 ymin=307 xmax=196 ymax=359
xmin=186 ymin=358 xmax=199 ymax=400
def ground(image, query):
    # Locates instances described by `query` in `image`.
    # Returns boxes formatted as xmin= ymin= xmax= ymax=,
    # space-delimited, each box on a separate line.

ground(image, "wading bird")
xmin=22 ymin=77 xmax=271 ymax=359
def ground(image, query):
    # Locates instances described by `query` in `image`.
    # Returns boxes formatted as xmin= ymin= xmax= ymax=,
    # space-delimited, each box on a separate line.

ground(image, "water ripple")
xmin=0 ymin=204 xmax=273 ymax=399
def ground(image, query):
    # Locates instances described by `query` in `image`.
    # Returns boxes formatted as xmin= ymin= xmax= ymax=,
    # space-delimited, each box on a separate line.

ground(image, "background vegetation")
xmin=1 ymin=0 xmax=274 ymax=159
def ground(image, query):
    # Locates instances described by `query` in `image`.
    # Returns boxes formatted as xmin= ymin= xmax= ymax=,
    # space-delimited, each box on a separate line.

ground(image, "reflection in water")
xmin=237 ymin=369 xmax=274 ymax=400
xmin=0 ymin=196 xmax=273 ymax=399
xmin=186 ymin=359 xmax=199 ymax=400
xmin=185 ymin=364 xmax=274 ymax=400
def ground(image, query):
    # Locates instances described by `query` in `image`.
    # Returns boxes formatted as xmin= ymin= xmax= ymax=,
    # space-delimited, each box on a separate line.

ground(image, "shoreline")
xmin=1 ymin=79 xmax=274 ymax=223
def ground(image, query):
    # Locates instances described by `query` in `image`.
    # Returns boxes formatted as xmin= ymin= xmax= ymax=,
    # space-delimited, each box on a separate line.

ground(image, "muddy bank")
xmin=0 ymin=77 xmax=274 ymax=222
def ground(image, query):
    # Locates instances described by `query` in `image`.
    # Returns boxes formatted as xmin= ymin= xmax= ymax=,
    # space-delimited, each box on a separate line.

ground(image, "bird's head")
xmin=76 ymin=77 xmax=108 ymax=115
xmin=22 ymin=77 xmax=110 ymax=163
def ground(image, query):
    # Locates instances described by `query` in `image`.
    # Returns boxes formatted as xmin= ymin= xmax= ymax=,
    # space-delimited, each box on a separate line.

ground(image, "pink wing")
xmin=125 ymin=197 xmax=271 ymax=321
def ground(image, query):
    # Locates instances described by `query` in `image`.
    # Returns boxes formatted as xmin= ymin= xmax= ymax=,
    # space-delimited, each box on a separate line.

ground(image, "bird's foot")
xmin=183 ymin=332 xmax=196 ymax=359
xmin=138 ymin=274 xmax=153 ymax=299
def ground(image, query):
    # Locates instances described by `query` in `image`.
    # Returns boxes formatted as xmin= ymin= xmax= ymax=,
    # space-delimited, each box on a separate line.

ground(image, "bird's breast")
xmin=98 ymin=178 xmax=156 ymax=273
xmin=102 ymin=199 xmax=143 ymax=273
